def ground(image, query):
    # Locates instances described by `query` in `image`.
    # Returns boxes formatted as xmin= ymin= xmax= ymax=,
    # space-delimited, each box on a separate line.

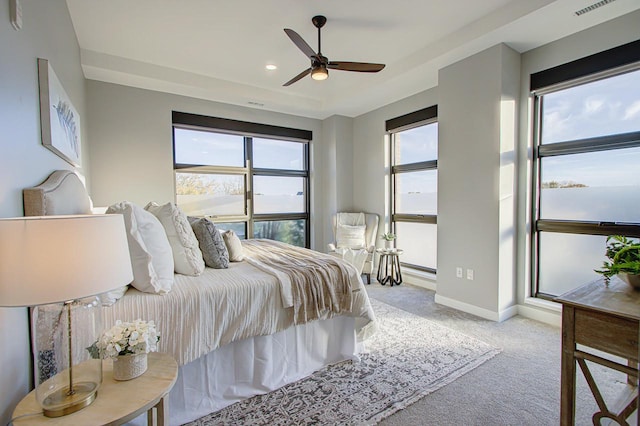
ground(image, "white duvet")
xmin=102 ymin=245 xmax=377 ymax=366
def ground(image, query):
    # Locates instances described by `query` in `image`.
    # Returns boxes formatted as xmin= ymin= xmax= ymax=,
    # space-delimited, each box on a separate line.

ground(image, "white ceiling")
xmin=66 ymin=0 xmax=640 ymax=119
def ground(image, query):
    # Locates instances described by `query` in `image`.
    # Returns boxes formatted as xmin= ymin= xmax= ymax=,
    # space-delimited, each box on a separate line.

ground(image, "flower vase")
xmin=113 ymin=353 xmax=148 ymax=381
xmin=384 ymin=240 xmax=392 ymax=249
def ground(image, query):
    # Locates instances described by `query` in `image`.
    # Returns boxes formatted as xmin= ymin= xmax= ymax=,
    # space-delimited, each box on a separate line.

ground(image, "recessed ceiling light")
xmin=265 ymin=64 xmax=277 ymax=71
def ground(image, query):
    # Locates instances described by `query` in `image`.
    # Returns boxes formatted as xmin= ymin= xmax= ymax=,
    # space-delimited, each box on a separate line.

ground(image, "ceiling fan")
xmin=283 ymin=15 xmax=385 ymax=86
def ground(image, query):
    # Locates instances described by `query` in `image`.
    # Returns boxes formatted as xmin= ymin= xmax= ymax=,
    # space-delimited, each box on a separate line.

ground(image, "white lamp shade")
xmin=0 ymin=214 xmax=133 ymax=306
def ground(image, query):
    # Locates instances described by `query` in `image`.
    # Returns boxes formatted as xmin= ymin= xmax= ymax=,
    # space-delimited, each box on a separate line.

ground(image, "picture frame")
xmin=37 ymin=58 xmax=82 ymax=167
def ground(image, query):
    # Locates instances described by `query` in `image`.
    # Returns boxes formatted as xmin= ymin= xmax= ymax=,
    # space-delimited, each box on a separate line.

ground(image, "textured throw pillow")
xmin=145 ymin=202 xmax=205 ymax=276
xmin=336 ymin=224 xmax=366 ymax=249
xmin=106 ymin=202 xmax=174 ymax=294
xmin=222 ymin=230 xmax=244 ymax=262
xmin=188 ymin=217 xmax=229 ymax=269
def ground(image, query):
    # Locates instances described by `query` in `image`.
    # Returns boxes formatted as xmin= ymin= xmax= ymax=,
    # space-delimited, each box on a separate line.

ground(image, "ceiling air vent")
xmin=575 ymin=0 xmax=616 ymax=16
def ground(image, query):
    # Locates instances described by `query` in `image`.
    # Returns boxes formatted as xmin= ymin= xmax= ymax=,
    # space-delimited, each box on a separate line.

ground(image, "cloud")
xmin=583 ymin=98 xmax=604 ymax=114
xmin=623 ymin=100 xmax=640 ymax=120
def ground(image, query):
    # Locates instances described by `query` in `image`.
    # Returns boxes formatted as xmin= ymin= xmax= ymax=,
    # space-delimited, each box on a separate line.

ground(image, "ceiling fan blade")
xmin=283 ymin=68 xmax=312 ymax=86
xmin=327 ymin=62 xmax=385 ymax=72
xmin=284 ymin=29 xmax=318 ymax=60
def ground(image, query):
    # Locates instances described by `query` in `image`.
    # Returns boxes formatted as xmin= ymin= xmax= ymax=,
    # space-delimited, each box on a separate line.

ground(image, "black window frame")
xmin=172 ymin=111 xmax=312 ymax=248
xmin=530 ymin=40 xmax=640 ymax=300
xmin=386 ymin=105 xmax=438 ymax=273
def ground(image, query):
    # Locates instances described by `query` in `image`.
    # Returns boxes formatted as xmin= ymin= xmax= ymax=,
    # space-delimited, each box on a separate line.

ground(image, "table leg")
xmin=377 ymin=254 xmax=385 ymax=284
xmin=156 ymin=395 xmax=168 ymax=426
xmin=561 ymin=306 xmax=577 ymax=426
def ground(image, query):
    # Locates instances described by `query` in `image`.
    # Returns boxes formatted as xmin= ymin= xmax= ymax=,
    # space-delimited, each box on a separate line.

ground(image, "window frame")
xmin=172 ymin=112 xmax=311 ymax=248
xmin=530 ymin=44 xmax=640 ymax=300
xmin=387 ymin=105 xmax=438 ymax=273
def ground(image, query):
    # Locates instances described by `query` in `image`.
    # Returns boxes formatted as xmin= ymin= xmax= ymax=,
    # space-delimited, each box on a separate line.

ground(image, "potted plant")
xmin=381 ymin=232 xmax=396 ymax=249
xmin=594 ymin=235 xmax=640 ymax=288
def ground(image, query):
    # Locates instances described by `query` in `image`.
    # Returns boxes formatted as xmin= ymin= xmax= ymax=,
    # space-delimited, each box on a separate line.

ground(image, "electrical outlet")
xmin=466 ymin=269 xmax=474 ymax=280
xmin=456 ymin=267 xmax=463 ymax=278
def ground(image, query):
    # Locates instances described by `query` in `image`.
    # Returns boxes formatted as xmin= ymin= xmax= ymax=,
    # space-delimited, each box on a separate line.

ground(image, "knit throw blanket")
xmin=242 ymin=239 xmax=354 ymax=325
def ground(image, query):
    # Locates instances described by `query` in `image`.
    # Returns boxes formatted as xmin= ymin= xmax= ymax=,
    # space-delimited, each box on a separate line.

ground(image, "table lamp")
xmin=0 ymin=215 xmax=133 ymax=417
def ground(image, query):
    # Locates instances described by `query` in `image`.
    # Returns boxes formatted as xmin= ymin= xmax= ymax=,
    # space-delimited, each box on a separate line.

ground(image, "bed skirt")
xmin=126 ymin=315 xmax=359 ymax=425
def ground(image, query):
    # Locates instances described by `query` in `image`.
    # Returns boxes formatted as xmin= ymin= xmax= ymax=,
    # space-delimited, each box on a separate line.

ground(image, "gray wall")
xmin=0 ymin=1 xmax=87 ymax=423
xmin=351 ymin=11 xmax=640 ymax=322
xmin=515 ymin=10 xmax=640 ymax=307
xmin=86 ymin=81 xmax=327 ymax=250
xmin=352 ymin=88 xmax=439 ymax=235
xmin=436 ymin=44 xmax=519 ymax=319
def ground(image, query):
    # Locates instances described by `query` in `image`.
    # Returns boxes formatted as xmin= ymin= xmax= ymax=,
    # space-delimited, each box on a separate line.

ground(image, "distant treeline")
xmin=541 ymin=180 xmax=587 ymax=189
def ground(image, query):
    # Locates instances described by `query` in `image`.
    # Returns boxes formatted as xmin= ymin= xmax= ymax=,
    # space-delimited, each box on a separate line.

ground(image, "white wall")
xmin=86 ymin=81 xmax=327 ymax=250
xmin=0 ymin=1 xmax=87 ymax=423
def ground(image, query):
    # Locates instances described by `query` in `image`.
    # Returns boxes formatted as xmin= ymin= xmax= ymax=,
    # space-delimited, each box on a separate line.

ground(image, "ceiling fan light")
xmin=311 ymin=66 xmax=328 ymax=81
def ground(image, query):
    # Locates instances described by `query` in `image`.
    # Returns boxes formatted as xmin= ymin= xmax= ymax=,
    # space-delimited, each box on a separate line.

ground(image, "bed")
xmin=23 ymin=170 xmax=377 ymax=425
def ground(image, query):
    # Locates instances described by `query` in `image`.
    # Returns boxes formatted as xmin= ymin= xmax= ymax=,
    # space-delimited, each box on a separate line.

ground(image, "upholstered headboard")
xmin=23 ymin=170 xmax=92 ymax=216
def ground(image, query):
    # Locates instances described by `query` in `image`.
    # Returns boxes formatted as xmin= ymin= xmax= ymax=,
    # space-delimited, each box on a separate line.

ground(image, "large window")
xmin=172 ymin=112 xmax=311 ymax=247
xmin=387 ymin=106 xmax=438 ymax=272
xmin=531 ymin=41 xmax=640 ymax=298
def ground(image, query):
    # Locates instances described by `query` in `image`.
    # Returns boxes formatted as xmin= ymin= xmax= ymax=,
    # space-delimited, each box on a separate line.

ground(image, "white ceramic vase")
xmin=618 ymin=272 xmax=640 ymax=289
xmin=113 ymin=353 xmax=148 ymax=381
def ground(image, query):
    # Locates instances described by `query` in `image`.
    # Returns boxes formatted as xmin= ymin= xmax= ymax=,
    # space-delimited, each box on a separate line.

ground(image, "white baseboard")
xmin=434 ymin=294 xmax=561 ymax=326
xmin=517 ymin=303 xmax=561 ymax=327
xmin=434 ymin=294 xmax=504 ymax=321
xmin=402 ymin=269 xmax=437 ymax=291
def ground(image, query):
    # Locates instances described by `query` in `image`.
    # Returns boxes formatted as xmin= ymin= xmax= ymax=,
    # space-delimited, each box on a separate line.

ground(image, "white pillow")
xmin=222 ymin=230 xmax=244 ymax=262
xmin=106 ymin=202 xmax=174 ymax=294
xmin=145 ymin=202 xmax=205 ymax=276
xmin=98 ymin=286 xmax=128 ymax=306
xmin=336 ymin=224 xmax=366 ymax=249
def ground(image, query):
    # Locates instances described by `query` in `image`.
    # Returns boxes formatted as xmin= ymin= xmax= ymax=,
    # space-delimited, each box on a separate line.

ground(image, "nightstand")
xmin=376 ymin=248 xmax=404 ymax=286
xmin=12 ymin=352 xmax=178 ymax=426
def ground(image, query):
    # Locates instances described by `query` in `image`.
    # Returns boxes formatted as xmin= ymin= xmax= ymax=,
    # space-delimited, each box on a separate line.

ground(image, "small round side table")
xmin=12 ymin=352 xmax=178 ymax=426
xmin=376 ymin=248 xmax=404 ymax=286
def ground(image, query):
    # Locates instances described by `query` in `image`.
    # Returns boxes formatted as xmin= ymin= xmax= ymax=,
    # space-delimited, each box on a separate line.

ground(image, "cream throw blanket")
xmin=243 ymin=239 xmax=354 ymax=325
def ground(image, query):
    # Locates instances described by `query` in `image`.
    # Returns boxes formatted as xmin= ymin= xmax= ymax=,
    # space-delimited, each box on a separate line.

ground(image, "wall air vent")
xmin=574 ymin=0 xmax=616 ymax=16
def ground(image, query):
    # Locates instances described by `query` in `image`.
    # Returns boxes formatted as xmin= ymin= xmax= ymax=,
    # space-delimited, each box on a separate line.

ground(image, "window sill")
xmin=523 ymin=296 xmax=561 ymax=313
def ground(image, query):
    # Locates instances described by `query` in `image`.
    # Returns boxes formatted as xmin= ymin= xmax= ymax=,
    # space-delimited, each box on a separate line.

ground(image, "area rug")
xmin=187 ymin=298 xmax=501 ymax=425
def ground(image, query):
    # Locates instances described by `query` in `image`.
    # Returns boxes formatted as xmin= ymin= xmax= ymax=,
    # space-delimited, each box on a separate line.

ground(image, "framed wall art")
xmin=37 ymin=58 xmax=82 ymax=167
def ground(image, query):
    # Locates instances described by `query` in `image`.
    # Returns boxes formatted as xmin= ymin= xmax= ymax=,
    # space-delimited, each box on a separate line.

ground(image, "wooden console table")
xmin=554 ymin=278 xmax=639 ymax=425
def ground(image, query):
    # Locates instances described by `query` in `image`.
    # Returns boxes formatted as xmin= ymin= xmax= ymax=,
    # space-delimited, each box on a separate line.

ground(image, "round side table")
xmin=12 ymin=352 xmax=178 ymax=426
xmin=376 ymin=248 xmax=404 ymax=286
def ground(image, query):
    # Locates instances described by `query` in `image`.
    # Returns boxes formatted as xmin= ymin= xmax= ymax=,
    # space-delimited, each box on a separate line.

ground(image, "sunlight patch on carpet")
xmin=187 ymin=298 xmax=501 ymax=425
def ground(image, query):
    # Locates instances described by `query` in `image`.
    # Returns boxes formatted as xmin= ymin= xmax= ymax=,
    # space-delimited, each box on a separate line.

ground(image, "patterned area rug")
xmin=187 ymin=299 xmax=500 ymax=425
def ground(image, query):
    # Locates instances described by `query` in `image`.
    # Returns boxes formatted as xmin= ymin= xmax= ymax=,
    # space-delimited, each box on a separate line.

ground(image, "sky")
xmin=541 ymin=68 xmax=640 ymax=187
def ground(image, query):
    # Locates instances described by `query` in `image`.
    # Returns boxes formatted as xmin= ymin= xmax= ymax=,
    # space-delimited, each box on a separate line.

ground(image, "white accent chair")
xmin=327 ymin=212 xmax=379 ymax=284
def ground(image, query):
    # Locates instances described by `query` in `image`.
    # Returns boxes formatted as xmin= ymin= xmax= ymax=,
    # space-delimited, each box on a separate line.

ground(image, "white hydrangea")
xmin=97 ymin=319 xmax=160 ymax=359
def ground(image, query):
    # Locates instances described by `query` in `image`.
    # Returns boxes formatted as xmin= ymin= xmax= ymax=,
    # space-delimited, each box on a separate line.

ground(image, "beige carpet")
xmin=187 ymin=298 xmax=500 ymax=425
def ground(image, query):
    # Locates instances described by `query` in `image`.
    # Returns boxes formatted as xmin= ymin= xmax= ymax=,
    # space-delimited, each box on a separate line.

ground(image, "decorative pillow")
xmin=222 ymin=230 xmax=244 ymax=262
xmin=105 ymin=202 xmax=174 ymax=294
xmin=188 ymin=217 xmax=229 ymax=269
xmin=98 ymin=286 xmax=128 ymax=306
xmin=336 ymin=224 xmax=366 ymax=249
xmin=145 ymin=202 xmax=205 ymax=276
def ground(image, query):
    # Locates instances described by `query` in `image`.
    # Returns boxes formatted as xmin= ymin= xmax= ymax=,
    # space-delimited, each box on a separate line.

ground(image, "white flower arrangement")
xmin=93 ymin=319 xmax=160 ymax=359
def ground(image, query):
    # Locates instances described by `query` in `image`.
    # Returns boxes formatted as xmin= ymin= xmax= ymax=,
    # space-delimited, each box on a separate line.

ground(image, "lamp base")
xmin=41 ymin=381 xmax=98 ymax=417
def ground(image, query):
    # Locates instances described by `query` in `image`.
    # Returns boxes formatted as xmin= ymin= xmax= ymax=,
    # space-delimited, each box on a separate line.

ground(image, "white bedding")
xmin=103 ymin=243 xmax=377 ymax=366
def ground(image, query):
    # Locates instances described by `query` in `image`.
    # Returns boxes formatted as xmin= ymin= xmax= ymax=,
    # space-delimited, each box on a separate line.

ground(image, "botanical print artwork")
xmin=52 ymin=99 xmax=80 ymax=159
xmin=38 ymin=58 xmax=82 ymax=166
